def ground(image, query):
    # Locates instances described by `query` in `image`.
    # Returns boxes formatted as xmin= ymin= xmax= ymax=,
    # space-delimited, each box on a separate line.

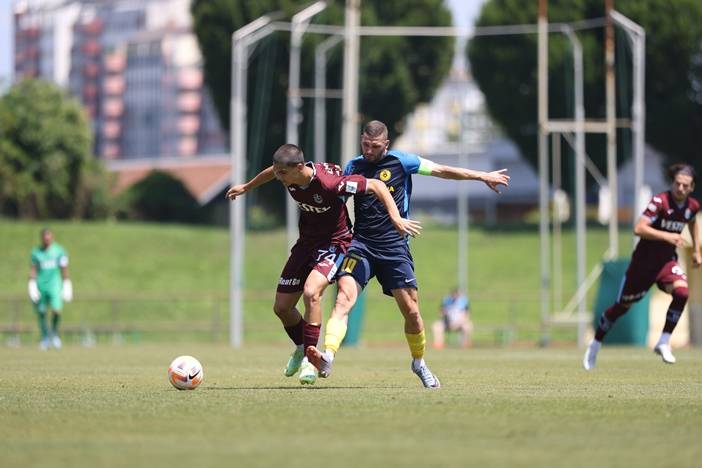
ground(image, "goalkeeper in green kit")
xmin=28 ymin=228 xmax=72 ymax=350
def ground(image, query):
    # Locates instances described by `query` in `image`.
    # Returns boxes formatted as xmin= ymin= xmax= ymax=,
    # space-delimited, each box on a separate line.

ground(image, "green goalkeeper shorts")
xmin=35 ymin=286 xmax=63 ymax=313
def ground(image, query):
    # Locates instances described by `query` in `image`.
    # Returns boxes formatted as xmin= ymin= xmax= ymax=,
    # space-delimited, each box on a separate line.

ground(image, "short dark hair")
xmin=40 ymin=228 xmax=51 ymax=237
xmin=362 ymin=120 xmax=388 ymax=140
xmin=668 ymin=163 xmax=697 ymax=183
xmin=273 ymin=144 xmax=305 ymax=166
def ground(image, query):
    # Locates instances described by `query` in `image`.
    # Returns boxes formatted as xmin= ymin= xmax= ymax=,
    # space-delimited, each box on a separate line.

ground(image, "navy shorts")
xmin=337 ymin=238 xmax=417 ymax=296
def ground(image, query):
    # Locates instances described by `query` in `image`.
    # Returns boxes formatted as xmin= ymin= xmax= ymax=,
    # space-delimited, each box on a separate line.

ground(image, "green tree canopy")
xmin=191 ymin=0 xmax=454 ymax=219
xmin=118 ymin=170 xmax=203 ymax=224
xmin=0 ymin=78 xmax=111 ymax=219
xmin=468 ymin=0 xmax=702 ymax=189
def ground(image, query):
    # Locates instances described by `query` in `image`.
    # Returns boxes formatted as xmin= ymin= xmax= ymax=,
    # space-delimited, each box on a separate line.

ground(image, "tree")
xmin=117 ymin=170 xmax=203 ymax=224
xmin=0 ymin=78 xmax=112 ymax=219
xmin=191 ymin=0 xmax=454 ymax=219
xmin=467 ymin=0 xmax=702 ymax=189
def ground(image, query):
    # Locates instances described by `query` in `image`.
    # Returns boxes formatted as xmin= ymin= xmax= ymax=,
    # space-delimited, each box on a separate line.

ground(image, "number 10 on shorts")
xmin=341 ymin=256 xmax=358 ymax=273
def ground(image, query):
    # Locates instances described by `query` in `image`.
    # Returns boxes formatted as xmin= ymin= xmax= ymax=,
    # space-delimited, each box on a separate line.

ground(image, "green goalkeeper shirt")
xmin=31 ymin=243 xmax=68 ymax=290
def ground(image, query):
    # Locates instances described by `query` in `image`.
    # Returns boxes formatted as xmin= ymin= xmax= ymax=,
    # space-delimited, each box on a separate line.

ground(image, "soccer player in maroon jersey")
xmin=583 ymin=163 xmax=700 ymax=370
xmin=226 ymin=144 xmax=421 ymax=384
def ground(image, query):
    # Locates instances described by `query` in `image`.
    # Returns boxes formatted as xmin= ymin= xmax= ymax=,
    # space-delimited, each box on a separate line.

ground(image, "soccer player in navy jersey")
xmin=583 ymin=164 xmax=700 ymax=370
xmin=226 ymin=144 xmax=420 ymax=384
xmin=306 ymin=120 xmax=510 ymax=388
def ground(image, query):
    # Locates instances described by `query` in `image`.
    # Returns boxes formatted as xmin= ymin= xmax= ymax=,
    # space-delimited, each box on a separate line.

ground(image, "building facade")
xmin=13 ymin=0 xmax=225 ymax=159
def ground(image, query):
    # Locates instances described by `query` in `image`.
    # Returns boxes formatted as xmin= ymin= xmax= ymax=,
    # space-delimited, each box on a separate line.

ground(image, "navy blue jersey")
xmin=344 ymin=150 xmax=431 ymax=246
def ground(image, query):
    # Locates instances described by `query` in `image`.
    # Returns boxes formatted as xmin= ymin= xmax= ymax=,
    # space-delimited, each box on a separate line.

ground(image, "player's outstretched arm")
xmin=430 ymin=165 xmax=510 ymax=194
xmin=225 ymin=165 xmax=275 ymax=200
xmin=365 ymin=179 xmax=422 ymax=237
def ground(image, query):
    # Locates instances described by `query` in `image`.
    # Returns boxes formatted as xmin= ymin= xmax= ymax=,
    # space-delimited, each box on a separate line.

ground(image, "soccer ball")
xmin=168 ymin=355 xmax=204 ymax=390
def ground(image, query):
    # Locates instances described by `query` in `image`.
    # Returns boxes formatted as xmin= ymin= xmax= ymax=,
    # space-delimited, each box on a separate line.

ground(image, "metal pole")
xmin=458 ymin=145 xmax=469 ymax=297
xmin=230 ymin=14 xmax=279 ymax=348
xmin=605 ymin=0 xmax=618 ymax=258
xmin=538 ymin=0 xmax=551 ymax=344
xmin=341 ymin=0 xmax=361 ymax=169
xmin=611 ymin=10 xmax=646 ymax=246
xmin=562 ymin=25 xmax=587 ymax=346
xmin=551 ymin=133 xmax=562 ymax=313
xmin=286 ymin=1 xmax=328 ymax=250
xmin=314 ymin=35 xmax=343 ymax=163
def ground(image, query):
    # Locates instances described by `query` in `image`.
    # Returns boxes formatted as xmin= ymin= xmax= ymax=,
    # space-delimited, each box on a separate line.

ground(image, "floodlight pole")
xmin=230 ymin=14 xmax=280 ymax=348
xmin=286 ymin=1 xmax=328 ymax=250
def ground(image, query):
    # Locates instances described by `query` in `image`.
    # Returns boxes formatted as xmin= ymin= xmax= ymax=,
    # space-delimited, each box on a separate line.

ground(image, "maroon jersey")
xmin=632 ymin=191 xmax=700 ymax=265
xmin=286 ymin=162 xmax=368 ymax=245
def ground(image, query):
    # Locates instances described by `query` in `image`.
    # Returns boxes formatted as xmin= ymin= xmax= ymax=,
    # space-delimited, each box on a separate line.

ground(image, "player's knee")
xmin=272 ymin=303 xmax=290 ymax=319
xmin=334 ymin=283 xmax=356 ymax=308
xmin=334 ymin=292 xmax=355 ymax=314
xmin=404 ymin=308 xmax=422 ymax=323
xmin=302 ymin=284 xmax=322 ymax=305
xmin=672 ymin=286 xmax=689 ymax=300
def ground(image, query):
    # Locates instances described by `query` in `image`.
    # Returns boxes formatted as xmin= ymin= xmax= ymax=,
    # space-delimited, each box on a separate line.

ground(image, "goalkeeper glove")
xmin=62 ymin=279 xmax=73 ymax=302
xmin=28 ymin=279 xmax=41 ymax=303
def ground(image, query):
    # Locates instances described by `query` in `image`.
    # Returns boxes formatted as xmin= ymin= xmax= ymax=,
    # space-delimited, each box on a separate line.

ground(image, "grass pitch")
xmin=2 ymin=344 xmax=701 ymax=468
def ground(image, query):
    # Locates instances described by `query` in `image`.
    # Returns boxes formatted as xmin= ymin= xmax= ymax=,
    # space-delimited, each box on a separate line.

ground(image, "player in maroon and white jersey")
xmin=226 ymin=144 xmax=420 ymax=384
xmin=584 ymin=164 xmax=700 ymax=370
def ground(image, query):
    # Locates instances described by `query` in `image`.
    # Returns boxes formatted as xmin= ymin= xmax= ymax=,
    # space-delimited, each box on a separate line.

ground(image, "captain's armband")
xmin=417 ymin=157 xmax=436 ymax=176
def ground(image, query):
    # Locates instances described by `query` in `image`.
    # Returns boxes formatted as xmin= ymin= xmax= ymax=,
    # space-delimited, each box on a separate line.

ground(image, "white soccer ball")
xmin=168 ymin=355 xmax=204 ymax=390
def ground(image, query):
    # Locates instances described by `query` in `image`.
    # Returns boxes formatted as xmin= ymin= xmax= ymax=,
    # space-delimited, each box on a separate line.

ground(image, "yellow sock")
xmin=405 ymin=330 xmax=426 ymax=359
xmin=324 ymin=317 xmax=348 ymax=355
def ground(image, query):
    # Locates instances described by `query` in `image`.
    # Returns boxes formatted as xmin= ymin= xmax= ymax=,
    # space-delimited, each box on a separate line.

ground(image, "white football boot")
xmin=582 ymin=340 xmax=601 ymax=370
xmin=299 ymin=358 xmax=317 ymax=385
xmin=411 ymin=360 xmax=441 ymax=389
xmin=654 ymin=344 xmax=676 ymax=364
xmin=51 ymin=334 xmax=62 ymax=350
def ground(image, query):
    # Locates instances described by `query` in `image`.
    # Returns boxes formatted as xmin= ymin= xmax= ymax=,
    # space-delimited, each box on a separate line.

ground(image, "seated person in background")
xmin=432 ymin=288 xmax=473 ymax=349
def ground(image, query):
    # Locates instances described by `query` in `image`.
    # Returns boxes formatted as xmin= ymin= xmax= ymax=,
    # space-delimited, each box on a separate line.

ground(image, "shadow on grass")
xmin=204 ymin=385 xmax=394 ymax=391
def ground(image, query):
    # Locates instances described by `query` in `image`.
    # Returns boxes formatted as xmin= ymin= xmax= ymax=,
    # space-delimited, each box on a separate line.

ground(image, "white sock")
xmin=657 ymin=333 xmax=671 ymax=346
xmin=323 ymin=350 xmax=335 ymax=361
xmin=589 ymin=340 xmax=602 ymax=352
xmin=412 ymin=358 xmax=425 ymax=369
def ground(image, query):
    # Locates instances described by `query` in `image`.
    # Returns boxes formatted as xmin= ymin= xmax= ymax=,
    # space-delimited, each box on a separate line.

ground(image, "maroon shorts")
xmin=617 ymin=259 xmax=687 ymax=304
xmin=277 ymin=240 xmax=348 ymax=293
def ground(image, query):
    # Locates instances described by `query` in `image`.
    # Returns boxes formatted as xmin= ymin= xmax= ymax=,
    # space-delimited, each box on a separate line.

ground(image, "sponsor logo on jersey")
xmin=297 ymin=201 xmax=331 ymax=213
xmin=379 ymin=169 xmax=391 ymax=182
xmin=313 ymin=194 xmax=323 ymax=204
xmin=346 ymin=181 xmax=358 ymax=194
xmin=279 ymin=277 xmax=301 ymax=286
xmin=40 ymin=260 xmax=58 ymax=269
xmin=660 ymin=219 xmax=686 ymax=232
xmin=288 ymin=186 xmax=297 ymax=192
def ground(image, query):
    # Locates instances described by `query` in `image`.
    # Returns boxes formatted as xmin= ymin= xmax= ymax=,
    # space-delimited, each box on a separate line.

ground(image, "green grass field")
xmin=2 ymin=344 xmax=701 ymax=468
xmin=1 ymin=220 xmax=633 ymax=345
